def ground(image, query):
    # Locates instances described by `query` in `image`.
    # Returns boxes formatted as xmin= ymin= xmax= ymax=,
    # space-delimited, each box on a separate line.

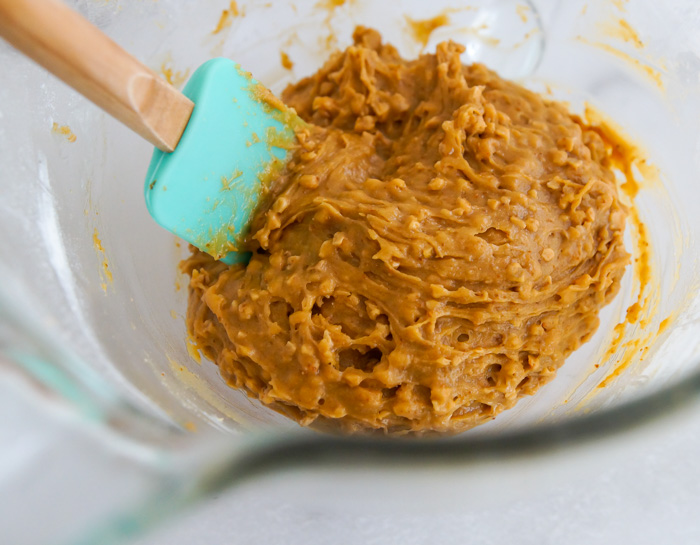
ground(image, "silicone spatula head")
xmin=144 ymin=58 xmax=302 ymax=264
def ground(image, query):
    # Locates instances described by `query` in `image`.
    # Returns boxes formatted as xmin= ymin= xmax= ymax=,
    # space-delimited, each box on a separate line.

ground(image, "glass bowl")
xmin=2 ymin=0 xmax=700 ymax=543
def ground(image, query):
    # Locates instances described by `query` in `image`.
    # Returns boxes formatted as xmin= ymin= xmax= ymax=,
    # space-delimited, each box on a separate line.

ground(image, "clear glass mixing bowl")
xmin=2 ymin=0 xmax=700 ymax=543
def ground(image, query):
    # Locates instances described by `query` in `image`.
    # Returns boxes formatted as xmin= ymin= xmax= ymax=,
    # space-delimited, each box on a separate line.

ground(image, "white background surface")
xmin=131 ymin=407 xmax=700 ymax=545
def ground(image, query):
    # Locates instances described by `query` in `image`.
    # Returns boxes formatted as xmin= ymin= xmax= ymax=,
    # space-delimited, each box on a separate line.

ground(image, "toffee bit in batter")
xmin=182 ymin=27 xmax=630 ymax=434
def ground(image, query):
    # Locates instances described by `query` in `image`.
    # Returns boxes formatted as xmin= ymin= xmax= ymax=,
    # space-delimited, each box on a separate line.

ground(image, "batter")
xmin=183 ymin=28 xmax=629 ymax=434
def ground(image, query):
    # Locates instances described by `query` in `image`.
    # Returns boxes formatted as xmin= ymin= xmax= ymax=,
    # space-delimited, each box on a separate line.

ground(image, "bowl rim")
xmin=206 ymin=362 xmax=700 ymax=484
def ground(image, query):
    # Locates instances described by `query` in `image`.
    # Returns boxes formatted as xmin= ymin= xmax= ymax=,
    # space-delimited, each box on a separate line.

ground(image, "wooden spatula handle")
xmin=0 ymin=0 xmax=193 ymax=152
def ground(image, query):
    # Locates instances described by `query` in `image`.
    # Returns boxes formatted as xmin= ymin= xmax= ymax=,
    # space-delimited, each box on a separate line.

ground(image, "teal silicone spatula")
xmin=0 ymin=0 xmax=300 ymax=264
xmin=144 ymin=59 xmax=302 ymax=264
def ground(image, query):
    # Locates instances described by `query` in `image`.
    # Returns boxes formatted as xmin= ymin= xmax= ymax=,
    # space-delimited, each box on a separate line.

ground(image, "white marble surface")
xmin=132 ymin=408 xmax=700 ymax=545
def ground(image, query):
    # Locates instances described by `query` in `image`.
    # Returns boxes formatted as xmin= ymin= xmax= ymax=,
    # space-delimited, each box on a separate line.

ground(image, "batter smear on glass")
xmin=182 ymin=28 xmax=629 ymax=434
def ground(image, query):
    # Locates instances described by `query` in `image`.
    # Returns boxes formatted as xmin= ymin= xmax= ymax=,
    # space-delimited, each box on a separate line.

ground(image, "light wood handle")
xmin=0 ymin=0 xmax=193 ymax=152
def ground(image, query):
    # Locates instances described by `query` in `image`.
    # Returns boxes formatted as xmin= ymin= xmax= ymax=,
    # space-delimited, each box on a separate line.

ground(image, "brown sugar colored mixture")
xmin=182 ymin=28 xmax=629 ymax=434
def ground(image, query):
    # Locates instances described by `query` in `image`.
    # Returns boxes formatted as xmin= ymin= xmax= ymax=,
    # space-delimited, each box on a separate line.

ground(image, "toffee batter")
xmin=183 ymin=28 xmax=629 ymax=434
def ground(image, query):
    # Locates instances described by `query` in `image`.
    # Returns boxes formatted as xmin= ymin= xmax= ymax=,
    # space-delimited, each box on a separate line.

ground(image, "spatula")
xmin=0 ymin=0 xmax=302 ymax=264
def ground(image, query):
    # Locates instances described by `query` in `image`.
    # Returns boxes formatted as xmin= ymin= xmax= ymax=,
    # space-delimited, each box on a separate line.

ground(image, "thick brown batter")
xmin=183 ymin=28 xmax=629 ymax=434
